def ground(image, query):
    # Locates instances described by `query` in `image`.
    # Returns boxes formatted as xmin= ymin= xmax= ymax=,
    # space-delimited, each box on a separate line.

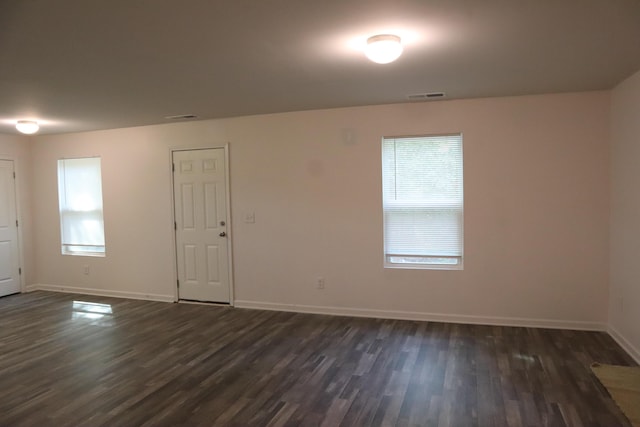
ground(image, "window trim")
xmin=382 ymin=133 xmax=464 ymax=270
xmin=57 ymin=156 xmax=106 ymax=257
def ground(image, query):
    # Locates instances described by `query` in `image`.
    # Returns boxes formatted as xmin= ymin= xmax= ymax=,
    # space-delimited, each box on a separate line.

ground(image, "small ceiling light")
xmin=365 ymin=34 xmax=403 ymax=64
xmin=16 ymin=120 xmax=39 ymax=134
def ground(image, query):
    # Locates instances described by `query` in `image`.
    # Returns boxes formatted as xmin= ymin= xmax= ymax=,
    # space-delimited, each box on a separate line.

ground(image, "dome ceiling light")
xmin=16 ymin=120 xmax=39 ymax=134
xmin=364 ymin=34 xmax=403 ymax=64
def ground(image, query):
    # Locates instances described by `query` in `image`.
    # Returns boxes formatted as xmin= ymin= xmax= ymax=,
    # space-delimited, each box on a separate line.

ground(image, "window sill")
xmin=384 ymin=263 xmax=463 ymax=271
xmin=62 ymin=252 xmax=106 ymax=258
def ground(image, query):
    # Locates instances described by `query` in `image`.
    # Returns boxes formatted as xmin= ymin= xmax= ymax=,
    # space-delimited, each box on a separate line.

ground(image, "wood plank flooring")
xmin=0 ymin=291 xmax=635 ymax=426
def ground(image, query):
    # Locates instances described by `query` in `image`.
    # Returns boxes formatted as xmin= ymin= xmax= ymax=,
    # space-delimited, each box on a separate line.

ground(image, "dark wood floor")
xmin=0 ymin=291 xmax=635 ymax=426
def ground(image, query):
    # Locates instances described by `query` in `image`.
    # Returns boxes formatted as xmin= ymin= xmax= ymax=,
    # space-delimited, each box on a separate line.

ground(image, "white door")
xmin=0 ymin=160 xmax=21 ymax=297
xmin=173 ymin=148 xmax=231 ymax=303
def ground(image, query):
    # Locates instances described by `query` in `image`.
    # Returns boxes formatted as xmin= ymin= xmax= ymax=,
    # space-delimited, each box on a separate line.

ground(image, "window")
xmin=382 ymin=134 xmax=463 ymax=269
xmin=57 ymin=157 xmax=106 ymax=256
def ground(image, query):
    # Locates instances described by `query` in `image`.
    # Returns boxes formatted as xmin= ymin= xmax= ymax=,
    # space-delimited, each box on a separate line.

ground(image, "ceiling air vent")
xmin=164 ymin=114 xmax=198 ymax=120
xmin=406 ymin=92 xmax=446 ymax=101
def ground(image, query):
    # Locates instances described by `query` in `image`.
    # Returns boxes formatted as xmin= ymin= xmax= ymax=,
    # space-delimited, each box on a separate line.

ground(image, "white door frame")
xmin=0 ymin=155 xmax=25 ymax=293
xmin=168 ymin=144 xmax=234 ymax=305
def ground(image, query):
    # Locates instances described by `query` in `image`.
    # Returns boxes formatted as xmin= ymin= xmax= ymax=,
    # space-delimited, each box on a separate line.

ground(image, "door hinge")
xmin=174 ymin=221 xmax=177 ymax=230
xmin=16 ymin=219 xmax=18 ymax=227
xmin=19 ymin=267 xmax=22 ymax=275
xmin=172 ymin=163 xmax=175 ymax=172
xmin=13 ymin=172 xmax=16 ymax=179
xmin=177 ymin=279 xmax=180 ymax=288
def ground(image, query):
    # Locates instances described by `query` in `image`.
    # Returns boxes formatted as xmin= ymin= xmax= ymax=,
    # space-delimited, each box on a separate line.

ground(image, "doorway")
xmin=172 ymin=148 xmax=232 ymax=303
xmin=0 ymin=159 xmax=21 ymax=297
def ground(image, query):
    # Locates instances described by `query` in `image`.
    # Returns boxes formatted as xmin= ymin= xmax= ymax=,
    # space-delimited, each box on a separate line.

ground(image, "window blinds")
xmin=57 ymin=157 xmax=105 ymax=255
xmin=382 ymin=135 xmax=463 ymax=267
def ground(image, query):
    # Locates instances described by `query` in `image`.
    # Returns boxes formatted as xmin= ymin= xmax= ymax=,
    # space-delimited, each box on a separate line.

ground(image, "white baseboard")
xmin=607 ymin=325 xmax=640 ymax=364
xmin=234 ymin=300 xmax=606 ymax=331
xmin=26 ymin=284 xmax=175 ymax=303
xmin=20 ymin=287 xmax=609 ymax=333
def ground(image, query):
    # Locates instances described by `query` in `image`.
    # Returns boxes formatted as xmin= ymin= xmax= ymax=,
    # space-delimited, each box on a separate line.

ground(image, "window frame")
xmin=381 ymin=133 xmax=464 ymax=270
xmin=57 ymin=156 xmax=106 ymax=257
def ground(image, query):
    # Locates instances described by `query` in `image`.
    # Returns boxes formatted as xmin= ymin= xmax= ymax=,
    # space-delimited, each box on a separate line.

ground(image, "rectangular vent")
xmin=164 ymin=114 xmax=198 ymax=120
xmin=407 ymin=92 xmax=446 ymax=101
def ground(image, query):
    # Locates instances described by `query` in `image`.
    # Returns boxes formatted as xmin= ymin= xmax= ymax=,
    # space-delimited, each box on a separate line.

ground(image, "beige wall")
xmin=31 ymin=91 xmax=610 ymax=327
xmin=0 ymin=134 xmax=34 ymax=288
xmin=610 ymin=69 xmax=640 ymax=360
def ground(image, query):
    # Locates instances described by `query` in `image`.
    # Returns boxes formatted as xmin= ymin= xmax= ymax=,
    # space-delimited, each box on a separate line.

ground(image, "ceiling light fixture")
xmin=365 ymin=34 xmax=403 ymax=64
xmin=16 ymin=120 xmax=39 ymax=134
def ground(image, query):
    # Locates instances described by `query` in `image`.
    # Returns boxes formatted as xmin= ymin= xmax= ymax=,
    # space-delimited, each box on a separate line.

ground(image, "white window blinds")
xmin=57 ymin=157 xmax=106 ymax=256
xmin=382 ymin=134 xmax=463 ymax=268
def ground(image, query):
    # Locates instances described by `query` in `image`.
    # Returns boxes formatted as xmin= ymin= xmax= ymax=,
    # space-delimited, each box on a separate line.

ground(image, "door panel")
xmin=204 ymin=183 xmax=218 ymax=229
xmin=0 ymin=242 xmax=11 ymax=280
xmin=181 ymin=184 xmax=196 ymax=230
xmin=173 ymin=148 xmax=230 ymax=303
xmin=184 ymin=245 xmax=198 ymax=282
xmin=206 ymin=245 xmax=220 ymax=282
xmin=0 ymin=160 xmax=20 ymax=297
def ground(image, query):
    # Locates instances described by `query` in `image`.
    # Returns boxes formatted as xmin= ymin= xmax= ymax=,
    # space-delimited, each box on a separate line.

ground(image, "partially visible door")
xmin=0 ymin=160 xmax=20 ymax=297
xmin=173 ymin=148 xmax=230 ymax=303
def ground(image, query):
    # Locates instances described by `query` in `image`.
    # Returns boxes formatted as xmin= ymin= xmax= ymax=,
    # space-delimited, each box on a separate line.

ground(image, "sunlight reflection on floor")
xmin=72 ymin=300 xmax=114 ymax=326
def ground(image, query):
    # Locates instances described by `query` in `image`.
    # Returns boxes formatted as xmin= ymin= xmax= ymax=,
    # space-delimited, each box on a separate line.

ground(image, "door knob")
xmin=219 ymin=232 xmax=226 ymax=237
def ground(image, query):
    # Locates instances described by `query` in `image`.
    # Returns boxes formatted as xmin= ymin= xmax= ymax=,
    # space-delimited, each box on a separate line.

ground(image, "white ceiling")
xmin=1 ymin=0 xmax=639 ymax=135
